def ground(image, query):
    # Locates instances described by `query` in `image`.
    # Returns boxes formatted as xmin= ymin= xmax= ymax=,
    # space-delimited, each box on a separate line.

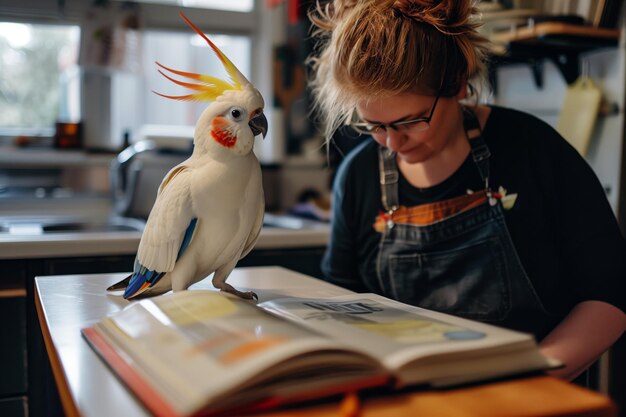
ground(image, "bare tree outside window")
xmin=0 ymin=23 xmax=80 ymax=132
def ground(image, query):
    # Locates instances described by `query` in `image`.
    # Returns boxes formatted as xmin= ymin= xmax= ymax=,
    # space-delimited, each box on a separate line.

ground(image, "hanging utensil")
xmin=556 ymin=62 xmax=602 ymax=157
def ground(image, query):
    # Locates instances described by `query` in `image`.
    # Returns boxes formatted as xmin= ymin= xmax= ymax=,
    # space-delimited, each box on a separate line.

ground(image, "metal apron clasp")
xmin=386 ymin=207 xmax=398 ymax=229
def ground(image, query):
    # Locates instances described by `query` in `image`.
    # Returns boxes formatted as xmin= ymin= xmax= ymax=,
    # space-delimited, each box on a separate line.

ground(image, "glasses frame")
xmin=350 ymin=91 xmax=442 ymax=136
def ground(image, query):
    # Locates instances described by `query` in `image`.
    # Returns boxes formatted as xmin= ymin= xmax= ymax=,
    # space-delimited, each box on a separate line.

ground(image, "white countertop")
xmin=0 ymin=226 xmax=329 ymax=259
xmin=35 ymin=267 xmax=351 ymax=417
xmin=35 ymin=267 xmax=616 ymax=417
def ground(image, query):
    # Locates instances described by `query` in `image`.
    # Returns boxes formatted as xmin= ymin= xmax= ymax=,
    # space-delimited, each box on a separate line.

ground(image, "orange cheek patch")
xmin=210 ymin=116 xmax=237 ymax=148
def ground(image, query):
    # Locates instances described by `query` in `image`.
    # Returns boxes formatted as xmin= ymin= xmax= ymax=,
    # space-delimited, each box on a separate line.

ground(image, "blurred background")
xmin=0 ymin=1 xmax=625 ymax=416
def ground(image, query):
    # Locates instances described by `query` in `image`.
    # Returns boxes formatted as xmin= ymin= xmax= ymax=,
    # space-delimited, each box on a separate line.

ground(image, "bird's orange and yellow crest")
xmin=154 ymin=12 xmax=250 ymax=102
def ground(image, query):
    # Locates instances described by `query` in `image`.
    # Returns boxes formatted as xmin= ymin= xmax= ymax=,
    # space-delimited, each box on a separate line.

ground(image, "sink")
xmin=0 ymin=216 xmax=145 ymax=236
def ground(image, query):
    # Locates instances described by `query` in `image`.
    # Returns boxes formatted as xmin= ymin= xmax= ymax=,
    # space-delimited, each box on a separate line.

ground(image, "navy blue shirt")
xmin=322 ymin=106 xmax=626 ymax=319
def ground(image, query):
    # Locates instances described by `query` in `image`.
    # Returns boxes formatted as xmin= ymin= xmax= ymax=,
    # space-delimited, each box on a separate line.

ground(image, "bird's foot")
xmin=219 ymin=283 xmax=258 ymax=301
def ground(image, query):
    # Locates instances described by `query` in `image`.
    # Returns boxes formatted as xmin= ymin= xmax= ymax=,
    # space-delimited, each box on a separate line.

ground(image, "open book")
xmin=82 ymin=290 xmax=557 ymax=417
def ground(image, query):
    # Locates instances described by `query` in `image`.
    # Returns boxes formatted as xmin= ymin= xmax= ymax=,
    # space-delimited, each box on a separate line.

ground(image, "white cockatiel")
xmin=108 ymin=13 xmax=267 ymax=300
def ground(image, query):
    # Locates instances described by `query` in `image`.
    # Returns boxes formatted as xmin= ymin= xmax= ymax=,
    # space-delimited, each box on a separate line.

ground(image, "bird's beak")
xmin=249 ymin=112 xmax=268 ymax=139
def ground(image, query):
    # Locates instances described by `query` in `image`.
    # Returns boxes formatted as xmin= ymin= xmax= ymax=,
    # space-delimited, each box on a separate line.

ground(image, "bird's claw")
xmin=219 ymin=285 xmax=258 ymax=302
xmin=235 ymin=290 xmax=258 ymax=301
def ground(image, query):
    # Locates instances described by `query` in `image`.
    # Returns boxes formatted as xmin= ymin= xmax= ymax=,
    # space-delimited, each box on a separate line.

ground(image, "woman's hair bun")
xmin=307 ymin=0 xmax=490 ymax=142
xmin=392 ymin=0 xmax=481 ymax=36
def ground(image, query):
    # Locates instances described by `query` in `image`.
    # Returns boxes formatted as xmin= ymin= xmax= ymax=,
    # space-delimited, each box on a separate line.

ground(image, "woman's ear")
xmin=455 ymin=81 xmax=468 ymax=100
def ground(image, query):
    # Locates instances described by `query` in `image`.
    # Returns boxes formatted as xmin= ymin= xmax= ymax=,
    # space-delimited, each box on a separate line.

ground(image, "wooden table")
xmin=34 ymin=266 xmax=617 ymax=417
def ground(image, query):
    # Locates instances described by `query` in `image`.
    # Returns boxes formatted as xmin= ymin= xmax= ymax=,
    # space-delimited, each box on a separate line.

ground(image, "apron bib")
xmin=375 ymin=107 xmax=559 ymax=339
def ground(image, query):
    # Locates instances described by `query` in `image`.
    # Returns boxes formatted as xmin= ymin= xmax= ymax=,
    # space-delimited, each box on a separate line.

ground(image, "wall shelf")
xmin=488 ymin=22 xmax=620 ymax=90
xmin=0 ymin=145 xmax=115 ymax=168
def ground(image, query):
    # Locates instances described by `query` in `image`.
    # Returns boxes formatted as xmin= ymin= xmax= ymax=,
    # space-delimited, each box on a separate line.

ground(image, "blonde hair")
xmin=308 ymin=0 xmax=491 ymax=141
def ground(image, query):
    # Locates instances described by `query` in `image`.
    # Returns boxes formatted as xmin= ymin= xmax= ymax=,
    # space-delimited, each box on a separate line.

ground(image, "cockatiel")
xmin=108 ymin=13 xmax=267 ymax=300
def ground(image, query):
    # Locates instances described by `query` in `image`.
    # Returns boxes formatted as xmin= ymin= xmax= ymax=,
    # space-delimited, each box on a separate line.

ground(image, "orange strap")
xmin=374 ymin=191 xmax=488 ymax=231
xmin=340 ymin=391 xmax=361 ymax=417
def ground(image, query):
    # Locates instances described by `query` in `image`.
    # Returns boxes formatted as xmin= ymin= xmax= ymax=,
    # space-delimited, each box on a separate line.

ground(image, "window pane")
xmin=142 ymin=30 xmax=251 ymax=127
xmin=122 ymin=0 xmax=254 ymax=12
xmin=0 ymin=23 xmax=80 ymax=132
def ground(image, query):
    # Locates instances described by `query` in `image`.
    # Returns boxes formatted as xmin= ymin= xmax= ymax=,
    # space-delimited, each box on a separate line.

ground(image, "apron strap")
xmin=463 ymin=107 xmax=491 ymax=191
xmin=378 ymin=147 xmax=399 ymax=212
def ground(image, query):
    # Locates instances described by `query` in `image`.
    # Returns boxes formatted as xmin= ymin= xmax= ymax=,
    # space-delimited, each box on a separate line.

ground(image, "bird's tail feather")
xmin=123 ymin=269 xmax=161 ymax=299
xmin=106 ymin=274 xmax=132 ymax=291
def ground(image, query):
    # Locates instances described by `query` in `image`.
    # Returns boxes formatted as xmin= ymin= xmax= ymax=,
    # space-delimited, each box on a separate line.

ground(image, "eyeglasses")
xmin=349 ymin=92 xmax=441 ymax=136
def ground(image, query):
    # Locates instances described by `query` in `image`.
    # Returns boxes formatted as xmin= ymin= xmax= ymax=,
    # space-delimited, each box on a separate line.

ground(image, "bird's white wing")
xmin=136 ymin=165 xmax=194 ymax=272
xmin=240 ymin=203 xmax=264 ymax=259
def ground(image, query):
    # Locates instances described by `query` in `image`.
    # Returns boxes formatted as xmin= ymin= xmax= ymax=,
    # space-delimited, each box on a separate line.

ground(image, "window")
xmin=127 ymin=0 xmax=254 ymax=12
xmin=0 ymin=1 xmax=261 ymax=143
xmin=0 ymin=23 xmax=80 ymax=135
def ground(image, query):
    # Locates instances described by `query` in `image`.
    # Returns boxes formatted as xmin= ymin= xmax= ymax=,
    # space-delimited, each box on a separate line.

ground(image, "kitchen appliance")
xmin=81 ymin=70 xmax=140 ymax=151
xmin=110 ymin=127 xmax=193 ymax=219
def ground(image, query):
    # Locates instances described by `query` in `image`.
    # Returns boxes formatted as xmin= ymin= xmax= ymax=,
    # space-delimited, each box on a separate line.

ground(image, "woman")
xmin=308 ymin=0 xmax=626 ymax=381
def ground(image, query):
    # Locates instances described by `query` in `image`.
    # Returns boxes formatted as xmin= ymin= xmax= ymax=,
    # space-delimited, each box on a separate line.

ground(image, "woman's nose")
xmin=385 ymin=128 xmax=406 ymax=151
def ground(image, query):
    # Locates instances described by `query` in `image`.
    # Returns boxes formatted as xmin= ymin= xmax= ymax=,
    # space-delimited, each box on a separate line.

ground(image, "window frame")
xmin=0 ymin=0 xmax=269 ymax=142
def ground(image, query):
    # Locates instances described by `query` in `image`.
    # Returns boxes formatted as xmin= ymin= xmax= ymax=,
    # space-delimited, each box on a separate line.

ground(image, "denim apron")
xmin=376 ymin=108 xmax=559 ymax=340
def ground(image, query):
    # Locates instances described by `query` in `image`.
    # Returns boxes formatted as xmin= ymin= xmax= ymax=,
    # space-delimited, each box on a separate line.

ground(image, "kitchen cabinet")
xmin=0 ymin=398 xmax=27 ymax=417
xmin=0 ymin=261 xmax=27 ymax=417
xmin=0 ymin=244 xmax=325 ymax=417
xmin=239 ymin=247 xmax=325 ymax=279
xmin=0 ymin=295 xmax=27 ymax=417
xmin=0 ymin=296 xmax=27 ymax=396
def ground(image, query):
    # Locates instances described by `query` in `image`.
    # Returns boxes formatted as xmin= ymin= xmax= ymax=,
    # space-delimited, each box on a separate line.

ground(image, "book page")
xmin=259 ymin=293 xmax=543 ymax=377
xmin=88 ymin=290 xmax=384 ymax=415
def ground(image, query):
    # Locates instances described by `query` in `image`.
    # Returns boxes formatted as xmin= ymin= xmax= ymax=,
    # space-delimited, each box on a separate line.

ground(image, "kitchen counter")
xmin=0 ymin=214 xmax=330 ymax=259
xmin=0 ymin=225 xmax=329 ymax=260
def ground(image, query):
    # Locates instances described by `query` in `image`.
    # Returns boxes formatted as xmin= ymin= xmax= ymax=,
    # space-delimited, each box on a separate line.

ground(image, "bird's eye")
xmin=228 ymin=106 xmax=245 ymax=122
